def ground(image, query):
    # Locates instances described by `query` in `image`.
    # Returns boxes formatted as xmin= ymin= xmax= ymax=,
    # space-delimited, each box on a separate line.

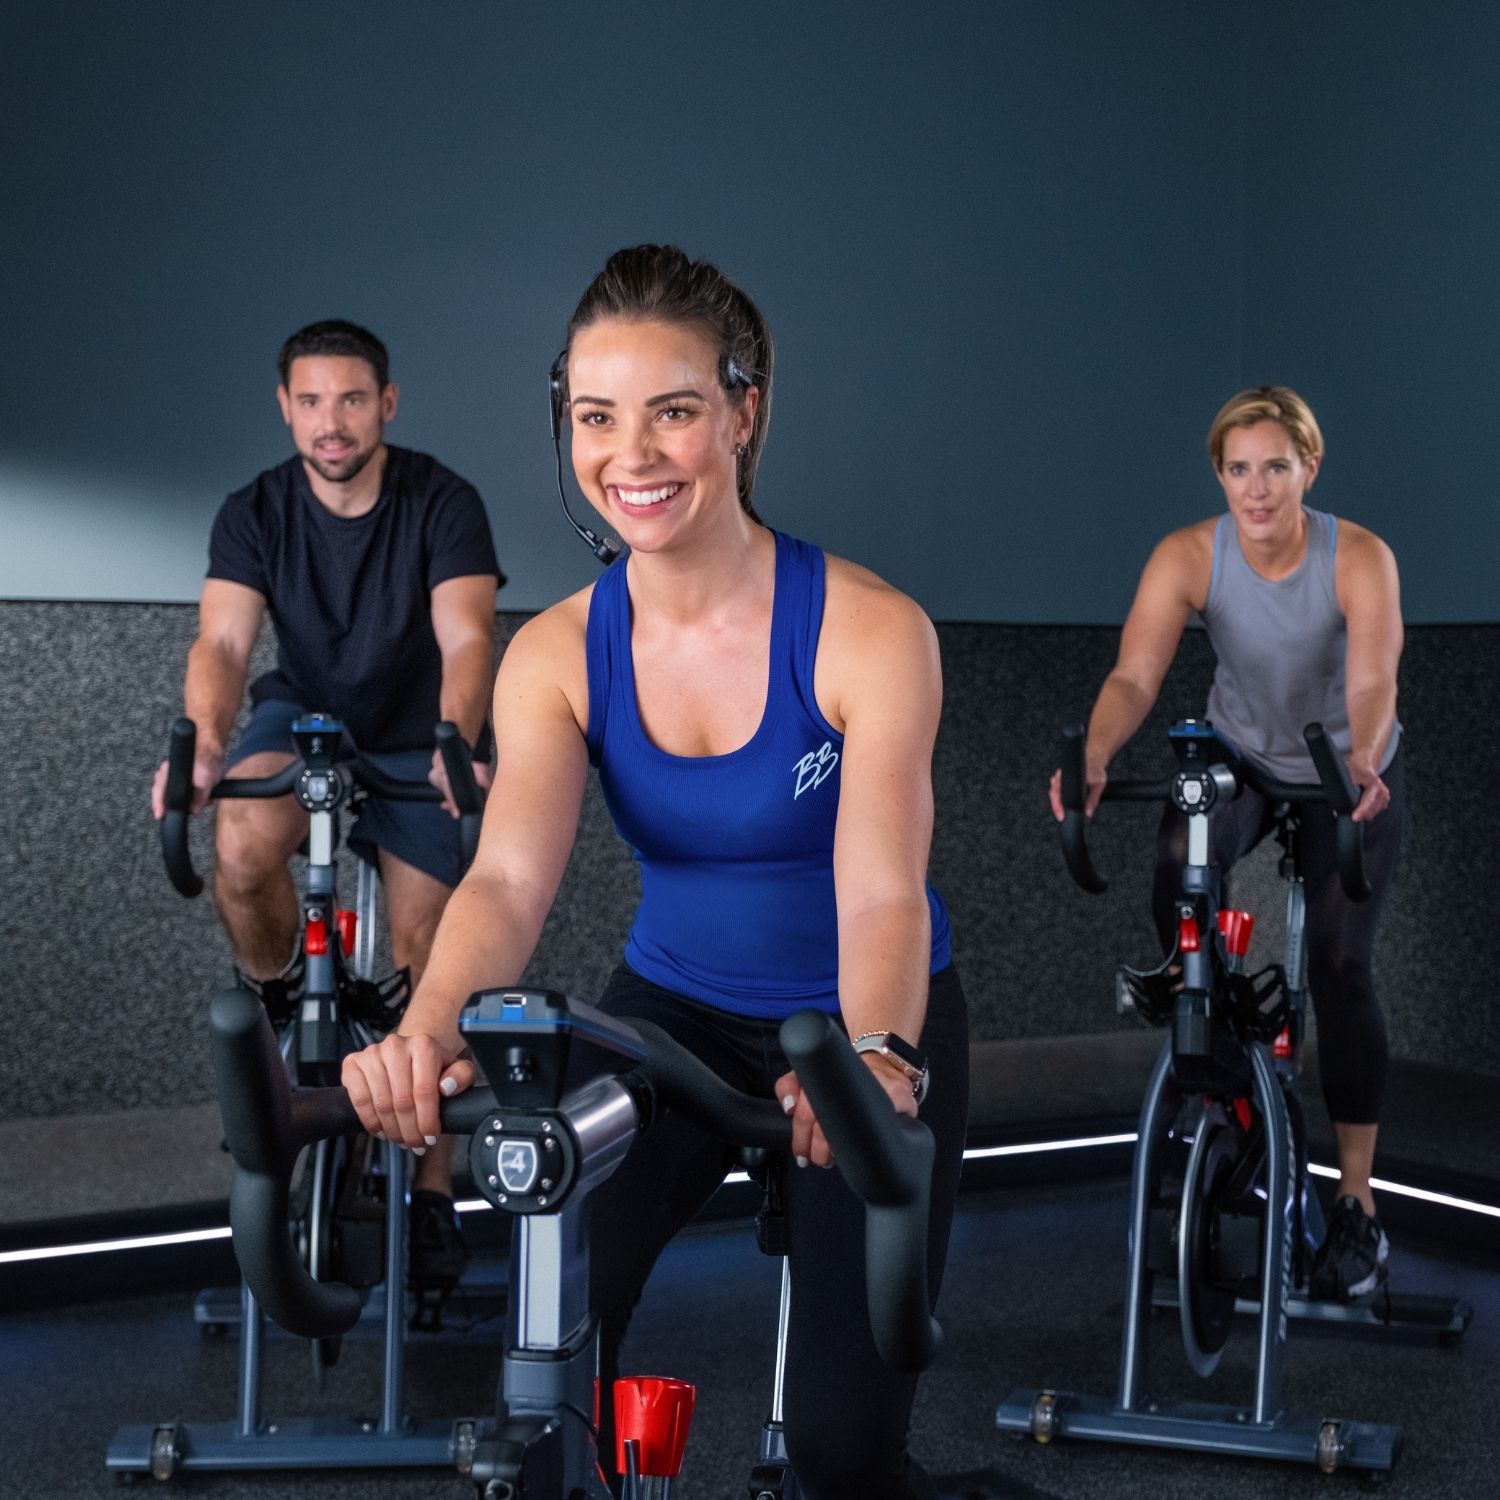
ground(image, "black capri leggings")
xmin=587 ymin=962 xmax=969 ymax=1500
xmin=1152 ymin=746 xmax=1403 ymax=1126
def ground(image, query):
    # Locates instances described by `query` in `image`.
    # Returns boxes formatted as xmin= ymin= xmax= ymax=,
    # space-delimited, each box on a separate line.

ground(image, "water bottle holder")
xmin=1119 ymin=943 xmax=1292 ymax=1045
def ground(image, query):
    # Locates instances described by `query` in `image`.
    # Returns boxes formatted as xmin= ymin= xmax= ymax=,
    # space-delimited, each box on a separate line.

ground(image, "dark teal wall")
xmin=1 ymin=2 xmax=1491 ymax=622
xmin=1238 ymin=0 xmax=1500 ymax=624
xmin=0 ymin=1 xmax=1240 ymax=620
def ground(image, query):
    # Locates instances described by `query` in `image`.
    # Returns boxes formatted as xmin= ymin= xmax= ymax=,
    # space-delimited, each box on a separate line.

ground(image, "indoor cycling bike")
xmin=997 ymin=719 xmax=1468 ymax=1477
xmin=108 ymin=712 xmax=485 ymax=1480
xmin=209 ymin=984 xmax=944 ymax=1498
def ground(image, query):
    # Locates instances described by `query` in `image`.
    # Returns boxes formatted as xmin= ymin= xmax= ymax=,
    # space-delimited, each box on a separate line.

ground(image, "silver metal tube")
xmin=1283 ymin=882 xmax=1307 ymax=994
xmin=381 ymin=1140 xmax=407 ymax=1433
xmin=1117 ymin=1039 xmax=1176 ymax=1412
xmin=237 ymin=1279 xmax=262 ymax=1437
xmin=1250 ymin=1043 xmax=1292 ymax=1424
xmin=354 ymin=857 xmax=378 ymax=980
xmin=771 ymin=1259 xmax=792 ymax=1422
xmin=1187 ymin=813 xmax=1209 ymax=869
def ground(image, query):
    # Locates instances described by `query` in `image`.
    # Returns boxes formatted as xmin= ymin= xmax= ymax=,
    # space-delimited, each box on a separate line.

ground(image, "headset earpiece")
xmin=721 ymin=353 xmax=753 ymax=392
xmin=548 ymin=350 xmax=568 ymax=442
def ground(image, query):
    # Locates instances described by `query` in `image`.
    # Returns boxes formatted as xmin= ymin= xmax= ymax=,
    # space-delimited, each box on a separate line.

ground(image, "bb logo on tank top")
xmin=793 ymin=741 xmax=839 ymax=799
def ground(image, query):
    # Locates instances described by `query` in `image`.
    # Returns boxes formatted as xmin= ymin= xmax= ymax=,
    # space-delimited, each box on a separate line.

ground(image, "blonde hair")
xmin=1207 ymin=385 xmax=1324 ymax=470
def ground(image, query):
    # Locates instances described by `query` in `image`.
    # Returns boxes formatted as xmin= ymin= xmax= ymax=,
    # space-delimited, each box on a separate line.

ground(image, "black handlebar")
xmin=433 ymin=719 xmax=484 ymax=868
xmin=1057 ymin=720 xmax=1370 ymax=902
xmin=780 ymin=1009 xmax=943 ymax=1373
xmin=161 ymin=717 xmax=484 ymax=897
xmin=209 ymin=993 xmax=942 ymax=1372
xmin=209 ymin=990 xmax=495 ymax=1337
xmin=162 ymin=718 xmax=204 ymax=897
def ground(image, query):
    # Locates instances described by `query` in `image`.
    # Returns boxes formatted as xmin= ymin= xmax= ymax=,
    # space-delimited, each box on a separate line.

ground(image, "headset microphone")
xmin=549 ymin=350 xmax=620 ymax=566
xmin=547 ymin=348 xmax=755 ymax=567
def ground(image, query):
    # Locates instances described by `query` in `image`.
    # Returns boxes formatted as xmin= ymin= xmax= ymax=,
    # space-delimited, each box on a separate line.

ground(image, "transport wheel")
xmin=453 ymin=1420 xmax=478 ymax=1476
xmin=1029 ymin=1391 xmax=1059 ymax=1443
xmin=1177 ymin=1099 xmax=1243 ymax=1377
xmin=148 ymin=1424 xmax=179 ymax=1481
xmin=1316 ymin=1419 xmax=1345 ymax=1474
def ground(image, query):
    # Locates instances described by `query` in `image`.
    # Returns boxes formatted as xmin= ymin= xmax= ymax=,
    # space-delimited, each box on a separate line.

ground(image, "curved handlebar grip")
xmin=1303 ymin=723 xmax=1371 ymax=901
xmin=1058 ymin=724 xmax=1109 ymax=896
xmin=435 ymin=721 xmax=483 ymax=871
xmin=631 ymin=1021 xmax=792 ymax=1150
xmin=209 ymin=989 xmax=498 ymax=1338
xmin=161 ymin=718 xmax=204 ymax=898
xmin=779 ymin=1009 xmax=942 ymax=1374
xmin=209 ymin=991 xmax=361 ymax=1336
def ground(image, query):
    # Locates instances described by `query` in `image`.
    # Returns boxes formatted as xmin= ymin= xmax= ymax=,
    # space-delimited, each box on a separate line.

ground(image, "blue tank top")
xmin=585 ymin=530 xmax=952 ymax=1019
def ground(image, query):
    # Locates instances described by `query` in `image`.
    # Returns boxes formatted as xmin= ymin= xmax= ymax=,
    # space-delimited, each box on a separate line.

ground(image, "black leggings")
xmin=588 ymin=963 xmax=969 ymax=1500
xmin=1152 ymin=746 xmax=1403 ymax=1125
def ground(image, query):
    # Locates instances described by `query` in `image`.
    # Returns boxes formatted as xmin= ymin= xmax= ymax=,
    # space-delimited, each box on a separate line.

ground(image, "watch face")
xmin=884 ymin=1032 xmax=926 ymax=1072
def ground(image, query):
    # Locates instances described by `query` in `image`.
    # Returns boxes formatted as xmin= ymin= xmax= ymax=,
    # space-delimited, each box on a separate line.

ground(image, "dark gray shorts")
xmin=228 ymin=699 xmax=464 ymax=888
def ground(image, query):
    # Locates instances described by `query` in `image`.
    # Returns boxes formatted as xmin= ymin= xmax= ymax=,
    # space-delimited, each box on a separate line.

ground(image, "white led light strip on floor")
xmin=6 ymin=1136 xmax=1497 ymax=1265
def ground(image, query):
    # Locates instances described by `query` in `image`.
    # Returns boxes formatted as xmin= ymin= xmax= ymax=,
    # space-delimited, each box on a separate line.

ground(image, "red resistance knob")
xmin=1177 ymin=913 xmax=1201 ymax=954
xmin=1273 ymin=1027 xmax=1293 ymax=1059
xmin=305 ymin=912 xmax=329 ymax=956
xmin=335 ymin=909 xmax=357 ymax=958
xmin=1217 ymin=908 xmax=1256 ymax=959
xmin=614 ymin=1377 xmax=696 ymax=1479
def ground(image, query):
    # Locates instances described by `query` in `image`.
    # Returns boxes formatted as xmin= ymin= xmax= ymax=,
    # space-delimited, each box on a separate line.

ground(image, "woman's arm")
xmin=1048 ymin=527 xmax=1207 ymax=819
xmin=780 ymin=566 xmax=943 ymax=1165
xmin=1337 ymin=523 xmax=1403 ymax=822
xmin=342 ymin=601 xmax=592 ymax=1148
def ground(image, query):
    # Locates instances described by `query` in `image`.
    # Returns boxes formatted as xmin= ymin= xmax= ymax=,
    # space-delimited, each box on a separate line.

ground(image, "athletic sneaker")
xmin=1312 ymin=1195 xmax=1390 ymax=1302
xmin=408 ymin=1188 xmax=469 ymax=1293
xmin=233 ymin=949 xmax=305 ymax=1028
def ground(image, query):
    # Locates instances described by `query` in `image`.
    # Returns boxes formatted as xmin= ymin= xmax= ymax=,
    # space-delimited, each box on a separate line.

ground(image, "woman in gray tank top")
xmin=1048 ymin=386 xmax=1404 ymax=1305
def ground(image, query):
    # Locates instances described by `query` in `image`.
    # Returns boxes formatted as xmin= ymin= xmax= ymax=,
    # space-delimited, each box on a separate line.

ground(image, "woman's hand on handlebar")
xmin=428 ymin=748 xmax=493 ymax=817
xmin=1047 ymin=762 xmax=1108 ymax=821
xmin=1346 ymin=756 xmax=1391 ymax=823
xmin=150 ymin=748 xmax=222 ymax=820
xmin=341 ymin=1031 xmax=477 ymax=1149
xmin=774 ymin=1055 xmax=917 ymax=1169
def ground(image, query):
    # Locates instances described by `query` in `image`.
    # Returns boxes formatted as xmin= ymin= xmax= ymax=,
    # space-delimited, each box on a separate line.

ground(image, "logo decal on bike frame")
xmin=499 ymin=1140 xmax=540 ymax=1195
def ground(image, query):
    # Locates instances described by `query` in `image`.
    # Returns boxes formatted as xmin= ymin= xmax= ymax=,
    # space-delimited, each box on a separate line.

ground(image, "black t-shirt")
xmin=208 ymin=446 xmax=503 ymax=753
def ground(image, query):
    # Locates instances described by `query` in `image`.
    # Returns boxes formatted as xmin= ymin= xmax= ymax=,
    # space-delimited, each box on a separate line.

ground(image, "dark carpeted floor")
xmin=2 ymin=1178 xmax=1494 ymax=1500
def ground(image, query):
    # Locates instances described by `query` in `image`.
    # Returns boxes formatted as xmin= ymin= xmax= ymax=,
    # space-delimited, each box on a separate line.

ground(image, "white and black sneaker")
xmin=1313 ymin=1195 xmax=1390 ymax=1303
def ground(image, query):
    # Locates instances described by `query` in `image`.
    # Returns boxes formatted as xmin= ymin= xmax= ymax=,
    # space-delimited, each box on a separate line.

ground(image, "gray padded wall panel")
xmin=1 ymin=603 xmax=1494 ymax=1121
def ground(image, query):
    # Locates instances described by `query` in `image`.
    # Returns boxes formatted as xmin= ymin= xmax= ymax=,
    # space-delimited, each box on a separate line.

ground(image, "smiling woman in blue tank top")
xmin=343 ymin=245 xmax=967 ymax=1500
xmin=1048 ymin=386 xmax=1403 ymax=1306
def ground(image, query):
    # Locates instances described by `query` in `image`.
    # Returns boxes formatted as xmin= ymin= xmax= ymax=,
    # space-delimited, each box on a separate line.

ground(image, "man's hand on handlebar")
xmin=150 ymin=748 xmax=223 ymax=820
xmin=341 ymin=1031 xmax=476 ymax=1150
xmin=428 ymin=747 xmax=492 ymax=817
xmin=1048 ymin=762 xmax=1108 ymax=822
xmin=775 ymin=1055 xmax=917 ymax=1169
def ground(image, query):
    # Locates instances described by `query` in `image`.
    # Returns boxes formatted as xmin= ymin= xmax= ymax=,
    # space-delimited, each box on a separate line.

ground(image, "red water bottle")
xmin=614 ymin=1377 xmax=695 ymax=1499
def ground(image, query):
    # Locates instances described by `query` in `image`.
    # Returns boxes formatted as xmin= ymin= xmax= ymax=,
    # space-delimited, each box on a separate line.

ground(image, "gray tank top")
xmin=1201 ymin=507 xmax=1400 ymax=783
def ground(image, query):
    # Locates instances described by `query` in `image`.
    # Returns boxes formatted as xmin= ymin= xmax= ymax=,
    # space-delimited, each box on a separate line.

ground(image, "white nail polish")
xmin=781 ymin=1094 xmax=797 ymax=1115
xmin=796 ymin=1155 xmax=809 ymax=1168
xmin=412 ymin=1146 xmax=426 ymax=1156
xmin=424 ymin=1135 xmax=438 ymax=1146
xmin=440 ymin=1078 xmax=458 ymax=1096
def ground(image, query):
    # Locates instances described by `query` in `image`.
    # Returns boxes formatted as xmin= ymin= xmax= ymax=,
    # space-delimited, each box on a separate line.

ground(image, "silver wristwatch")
xmin=852 ymin=1031 xmax=930 ymax=1104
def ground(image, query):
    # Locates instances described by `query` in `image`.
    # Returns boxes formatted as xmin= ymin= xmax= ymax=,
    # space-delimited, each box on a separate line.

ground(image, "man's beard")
xmin=304 ymin=440 xmax=378 ymax=484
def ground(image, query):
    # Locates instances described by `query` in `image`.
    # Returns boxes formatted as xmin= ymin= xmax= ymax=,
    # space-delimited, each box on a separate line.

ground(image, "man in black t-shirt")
xmin=151 ymin=320 xmax=501 ymax=1282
